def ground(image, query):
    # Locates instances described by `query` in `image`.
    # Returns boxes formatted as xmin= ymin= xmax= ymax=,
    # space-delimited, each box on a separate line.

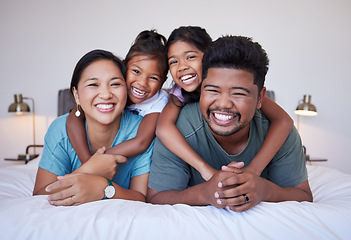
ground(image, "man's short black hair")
xmin=202 ymin=36 xmax=269 ymax=93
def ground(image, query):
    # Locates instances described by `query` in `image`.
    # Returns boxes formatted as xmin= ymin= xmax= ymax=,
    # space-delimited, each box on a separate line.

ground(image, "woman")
xmin=33 ymin=49 xmax=153 ymax=206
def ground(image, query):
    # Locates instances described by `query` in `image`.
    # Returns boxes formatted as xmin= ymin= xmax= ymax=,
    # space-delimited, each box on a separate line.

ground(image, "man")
xmin=147 ymin=36 xmax=312 ymax=212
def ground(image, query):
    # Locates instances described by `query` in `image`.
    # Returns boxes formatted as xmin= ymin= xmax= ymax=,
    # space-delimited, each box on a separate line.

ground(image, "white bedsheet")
xmin=1 ymin=158 xmax=351 ymax=240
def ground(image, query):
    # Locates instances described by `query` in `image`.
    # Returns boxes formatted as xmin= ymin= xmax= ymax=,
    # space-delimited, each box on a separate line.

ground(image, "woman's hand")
xmin=46 ymin=172 xmax=150 ymax=206
xmin=76 ymin=147 xmax=127 ymax=179
xmin=46 ymin=173 xmax=107 ymax=206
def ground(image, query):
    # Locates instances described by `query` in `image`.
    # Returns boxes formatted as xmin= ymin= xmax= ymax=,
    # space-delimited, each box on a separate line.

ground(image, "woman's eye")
xmin=187 ymin=55 xmax=196 ymax=60
xmin=111 ymin=80 xmax=124 ymax=87
xmin=87 ymin=83 xmax=98 ymax=87
xmin=169 ymin=60 xmax=177 ymax=65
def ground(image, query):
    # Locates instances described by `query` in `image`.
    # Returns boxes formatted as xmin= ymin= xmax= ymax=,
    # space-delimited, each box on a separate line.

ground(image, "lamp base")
xmin=4 ymin=153 xmax=39 ymax=164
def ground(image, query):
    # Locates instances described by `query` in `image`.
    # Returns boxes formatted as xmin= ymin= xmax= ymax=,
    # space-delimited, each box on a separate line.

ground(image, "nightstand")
xmin=4 ymin=144 xmax=43 ymax=164
xmin=305 ymin=153 xmax=327 ymax=162
xmin=305 ymin=156 xmax=328 ymax=166
xmin=307 ymin=158 xmax=328 ymax=162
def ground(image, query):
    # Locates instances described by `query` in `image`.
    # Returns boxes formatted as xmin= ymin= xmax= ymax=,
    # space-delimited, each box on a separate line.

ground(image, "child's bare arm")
xmin=246 ymin=96 xmax=294 ymax=175
xmin=105 ymin=112 xmax=159 ymax=158
xmin=66 ymin=107 xmax=91 ymax=163
xmin=75 ymin=113 xmax=157 ymax=177
xmin=156 ymin=96 xmax=217 ymax=181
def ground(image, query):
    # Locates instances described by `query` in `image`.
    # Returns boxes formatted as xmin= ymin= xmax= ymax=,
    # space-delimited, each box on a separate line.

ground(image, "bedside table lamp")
xmin=294 ymin=94 xmax=318 ymax=161
xmin=8 ymin=94 xmax=41 ymax=161
xmin=294 ymin=94 xmax=318 ymax=131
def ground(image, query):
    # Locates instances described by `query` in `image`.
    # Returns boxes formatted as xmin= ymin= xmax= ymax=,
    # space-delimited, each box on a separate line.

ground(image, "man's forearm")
xmin=262 ymin=179 xmax=313 ymax=203
xmin=147 ymin=182 xmax=211 ymax=206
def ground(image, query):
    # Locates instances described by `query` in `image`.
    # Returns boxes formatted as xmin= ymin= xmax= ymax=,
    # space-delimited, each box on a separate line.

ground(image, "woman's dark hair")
xmin=70 ymin=49 xmax=126 ymax=95
xmin=166 ymin=26 xmax=212 ymax=104
xmin=124 ymin=29 xmax=168 ymax=83
xmin=202 ymin=35 xmax=269 ymax=94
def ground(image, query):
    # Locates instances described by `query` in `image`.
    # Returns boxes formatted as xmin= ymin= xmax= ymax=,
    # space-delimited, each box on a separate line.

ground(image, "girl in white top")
xmin=66 ymin=30 xmax=169 ymax=163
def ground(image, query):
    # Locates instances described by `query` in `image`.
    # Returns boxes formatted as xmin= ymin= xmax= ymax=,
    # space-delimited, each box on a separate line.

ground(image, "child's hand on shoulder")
xmin=242 ymin=165 xmax=262 ymax=176
xmin=221 ymin=161 xmax=244 ymax=175
xmin=78 ymin=147 xmax=127 ymax=179
xmin=201 ymin=166 xmax=218 ymax=181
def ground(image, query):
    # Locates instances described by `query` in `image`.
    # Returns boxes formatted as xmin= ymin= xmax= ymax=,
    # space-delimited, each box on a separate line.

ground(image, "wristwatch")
xmin=103 ymin=178 xmax=115 ymax=200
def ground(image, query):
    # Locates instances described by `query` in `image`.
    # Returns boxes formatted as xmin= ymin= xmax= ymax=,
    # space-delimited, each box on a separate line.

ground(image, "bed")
xmin=1 ymin=156 xmax=351 ymax=240
xmin=1 ymin=89 xmax=351 ymax=240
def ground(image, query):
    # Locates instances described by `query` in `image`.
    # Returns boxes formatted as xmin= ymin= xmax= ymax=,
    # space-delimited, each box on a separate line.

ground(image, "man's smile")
xmin=207 ymin=109 xmax=240 ymax=125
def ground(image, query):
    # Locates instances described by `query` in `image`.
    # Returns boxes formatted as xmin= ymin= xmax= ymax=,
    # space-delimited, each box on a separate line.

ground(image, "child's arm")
xmin=75 ymin=114 xmax=157 ymax=179
xmin=245 ymin=95 xmax=294 ymax=175
xmin=66 ymin=107 xmax=91 ymax=163
xmin=67 ymin=104 xmax=156 ymax=166
xmin=156 ymin=95 xmax=217 ymax=181
xmin=104 ymin=112 xmax=159 ymax=157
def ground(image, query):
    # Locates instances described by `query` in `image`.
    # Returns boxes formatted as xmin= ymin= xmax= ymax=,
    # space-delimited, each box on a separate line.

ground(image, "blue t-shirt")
xmin=39 ymin=111 xmax=153 ymax=189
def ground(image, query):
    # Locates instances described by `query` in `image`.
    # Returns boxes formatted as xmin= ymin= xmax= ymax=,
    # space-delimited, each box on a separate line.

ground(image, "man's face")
xmin=200 ymin=68 xmax=264 ymax=137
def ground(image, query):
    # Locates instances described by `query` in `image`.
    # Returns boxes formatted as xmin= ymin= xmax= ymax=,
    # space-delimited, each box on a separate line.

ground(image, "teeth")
xmin=132 ymin=87 xmax=146 ymax=96
xmin=180 ymin=74 xmax=196 ymax=83
xmin=96 ymin=104 xmax=114 ymax=110
xmin=214 ymin=113 xmax=233 ymax=121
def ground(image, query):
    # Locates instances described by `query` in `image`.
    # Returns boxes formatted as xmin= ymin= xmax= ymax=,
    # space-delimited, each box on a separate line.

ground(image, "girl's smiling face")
xmin=168 ymin=41 xmax=204 ymax=93
xmin=126 ymin=55 xmax=163 ymax=105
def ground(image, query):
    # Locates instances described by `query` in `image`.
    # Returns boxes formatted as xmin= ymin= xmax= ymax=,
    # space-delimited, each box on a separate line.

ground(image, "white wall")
xmin=1 ymin=0 xmax=351 ymax=173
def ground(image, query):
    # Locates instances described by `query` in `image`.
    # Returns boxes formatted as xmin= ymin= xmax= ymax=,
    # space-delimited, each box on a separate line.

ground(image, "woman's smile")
xmin=95 ymin=103 xmax=116 ymax=112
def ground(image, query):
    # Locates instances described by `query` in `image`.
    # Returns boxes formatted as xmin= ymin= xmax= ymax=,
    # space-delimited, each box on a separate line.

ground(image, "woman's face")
xmin=126 ymin=55 xmax=163 ymax=105
xmin=73 ymin=59 xmax=127 ymax=126
xmin=168 ymin=41 xmax=204 ymax=93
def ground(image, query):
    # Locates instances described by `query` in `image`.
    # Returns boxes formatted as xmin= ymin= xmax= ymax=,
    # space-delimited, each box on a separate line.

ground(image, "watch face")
xmin=104 ymin=185 xmax=115 ymax=199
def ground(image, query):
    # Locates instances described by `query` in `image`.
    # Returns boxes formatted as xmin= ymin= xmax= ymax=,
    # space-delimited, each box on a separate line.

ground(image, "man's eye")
xmin=206 ymin=89 xmax=219 ymax=93
xmin=233 ymin=93 xmax=247 ymax=96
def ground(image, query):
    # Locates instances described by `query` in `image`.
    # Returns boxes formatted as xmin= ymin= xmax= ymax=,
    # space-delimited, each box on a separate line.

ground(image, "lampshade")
xmin=8 ymin=94 xmax=30 ymax=113
xmin=294 ymin=95 xmax=317 ymax=116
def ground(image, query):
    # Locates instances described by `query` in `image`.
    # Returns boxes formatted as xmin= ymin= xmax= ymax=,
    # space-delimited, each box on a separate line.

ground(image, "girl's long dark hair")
xmin=166 ymin=26 xmax=212 ymax=104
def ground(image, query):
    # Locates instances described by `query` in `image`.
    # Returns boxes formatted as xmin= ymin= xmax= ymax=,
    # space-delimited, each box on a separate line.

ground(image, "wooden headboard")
xmin=266 ymin=90 xmax=275 ymax=101
xmin=58 ymin=89 xmax=76 ymax=116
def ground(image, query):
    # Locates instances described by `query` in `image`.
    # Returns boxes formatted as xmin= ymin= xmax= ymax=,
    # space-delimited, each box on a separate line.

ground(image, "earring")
xmin=75 ymin=105 xmax=81 ymax=117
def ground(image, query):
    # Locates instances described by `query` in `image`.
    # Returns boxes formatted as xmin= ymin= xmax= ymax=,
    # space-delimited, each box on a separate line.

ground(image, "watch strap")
xmin=106 ymin=178 xmax=113 ymax=186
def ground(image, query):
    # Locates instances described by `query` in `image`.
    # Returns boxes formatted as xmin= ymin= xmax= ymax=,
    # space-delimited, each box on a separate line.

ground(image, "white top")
xmin=126 ymin=89 xmax=169 ymax=116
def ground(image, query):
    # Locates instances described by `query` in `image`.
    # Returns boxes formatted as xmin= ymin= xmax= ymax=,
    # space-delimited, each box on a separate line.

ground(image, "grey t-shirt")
xmin=149 ymin=102 xmax=307 ymax=192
